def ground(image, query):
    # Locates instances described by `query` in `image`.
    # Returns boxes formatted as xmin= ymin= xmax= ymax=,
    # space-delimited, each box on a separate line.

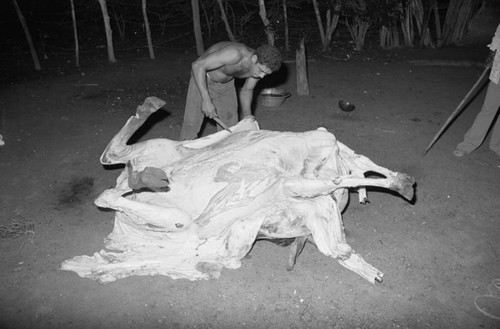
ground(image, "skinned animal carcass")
xmin=61 ymin=97 xmax=415 ymax=284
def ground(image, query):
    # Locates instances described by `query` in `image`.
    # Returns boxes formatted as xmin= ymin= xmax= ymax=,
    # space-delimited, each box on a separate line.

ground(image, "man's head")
xmin=250 ymin=44 xmax=282 ymax=78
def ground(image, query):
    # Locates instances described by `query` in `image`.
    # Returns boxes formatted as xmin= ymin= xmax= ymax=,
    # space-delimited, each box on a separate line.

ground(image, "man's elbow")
xmin=191 ymin=61 xmax=204 ymax=75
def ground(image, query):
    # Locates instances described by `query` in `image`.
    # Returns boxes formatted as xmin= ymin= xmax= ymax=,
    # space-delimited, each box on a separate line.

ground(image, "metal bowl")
xmin=259 ymin=88 xmax=292 ymax=107
xmin=339 ymin=100 xmax=355 ymax=112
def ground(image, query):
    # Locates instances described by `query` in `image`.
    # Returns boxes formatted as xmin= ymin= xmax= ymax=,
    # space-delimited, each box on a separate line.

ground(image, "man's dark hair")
xmin=255 ymin=44 xmax=282 ymax=72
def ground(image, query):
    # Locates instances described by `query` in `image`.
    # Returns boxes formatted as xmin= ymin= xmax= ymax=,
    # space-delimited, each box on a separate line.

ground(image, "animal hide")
xmin=61 ymin=97 xmax=415 ymax=284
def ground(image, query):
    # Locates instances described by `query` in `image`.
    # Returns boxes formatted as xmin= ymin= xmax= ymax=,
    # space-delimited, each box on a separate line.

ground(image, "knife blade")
xmin=213 ymin=116 xmax=232 ymax=133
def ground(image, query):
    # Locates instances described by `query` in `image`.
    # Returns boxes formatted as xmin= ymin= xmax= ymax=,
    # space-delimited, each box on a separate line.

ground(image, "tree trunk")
xmin=259 ymin=0 xmax=274 ymax=45
xmin=311 ymin=0 xmax=325 ymax=45
xmin=434 ymin=2 xmax=442 ymax=46
xmin=283 ymin=0 xmax=289 ymax=52
xmin=97 ymin=0 xmax=116 ymax=63
xmin=192 ymin=0 xmax=204 ymax=56
xmin=419 ymin=0 xmax=434 ymax=47
xmin=296 ymin=39 xmax=309 ymax=96
xmin=12 ymin=0 xmax=41 ymax=71
xmin=142 ymin=0 xmax=155 ymax=59
xmin=323 ymin=2 xmax=341 ymax=52
xmin=217 ymin=0 xmax=236 ymax=42
xmin=346 ymin=16 xmax=370 ymax=51
xmin=110 ymin=6 xmax=125 ymax=40
xmin=442 ymin=0 xmax=477 ymax=45
xmin=69 ymin=0 xmax=80 ymax=67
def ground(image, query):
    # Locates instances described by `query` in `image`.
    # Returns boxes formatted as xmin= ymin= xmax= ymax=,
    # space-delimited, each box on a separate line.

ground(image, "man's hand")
xmin=201 ymin=100 xmax=217 ymax=118
xmin=485 ymin=50 xmax=496 ymax=69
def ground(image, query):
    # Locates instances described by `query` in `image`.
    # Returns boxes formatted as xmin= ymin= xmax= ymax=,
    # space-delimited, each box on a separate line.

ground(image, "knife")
xmin=213 ymin=116 xmax=232 ymax=133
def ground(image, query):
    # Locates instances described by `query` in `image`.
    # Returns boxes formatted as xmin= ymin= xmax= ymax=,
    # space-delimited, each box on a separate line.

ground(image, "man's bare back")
xmin=198 ymin=42 xmax=257 ymax=83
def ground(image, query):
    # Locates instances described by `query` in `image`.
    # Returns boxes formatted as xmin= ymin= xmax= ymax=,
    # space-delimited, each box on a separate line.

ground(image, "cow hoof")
xmin=136 ymin=97 xmax=166 ymax=119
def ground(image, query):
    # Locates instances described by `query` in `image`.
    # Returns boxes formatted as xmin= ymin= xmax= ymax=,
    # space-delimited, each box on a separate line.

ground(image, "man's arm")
xmin=191 ymin=47 xmax=242 ymax=118
xmin=239 ymin=77 xmax=259 ymax=118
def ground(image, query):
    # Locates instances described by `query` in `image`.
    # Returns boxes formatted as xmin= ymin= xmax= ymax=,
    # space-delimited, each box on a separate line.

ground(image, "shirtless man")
xmin=179 ymin=42 xmax=282 ymax=140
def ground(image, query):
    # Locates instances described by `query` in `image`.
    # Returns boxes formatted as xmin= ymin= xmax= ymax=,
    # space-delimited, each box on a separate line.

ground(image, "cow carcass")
xmin=61 ymin=97 xmax=415 ymax=284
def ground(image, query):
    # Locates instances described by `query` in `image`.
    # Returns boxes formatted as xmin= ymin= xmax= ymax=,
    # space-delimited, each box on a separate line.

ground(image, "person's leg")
xmin=486 ymin=82 xmax=500 ymax=155
xmin=212 ymin=82 xmax=238 ymax=130
xmin=455 ymin=81 xmax=500 ymax=155
xmin=488 ymin=119 xmax=500 ymax=156
xmin=180 ymin=77 xmax=204 ymax=140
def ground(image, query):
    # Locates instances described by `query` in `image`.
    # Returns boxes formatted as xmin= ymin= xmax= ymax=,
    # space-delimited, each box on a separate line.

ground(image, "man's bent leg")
xmin=180 ymin=78 xmax=204 ymax=140
xmin=212 ymin=83 xmax=238 ymax=130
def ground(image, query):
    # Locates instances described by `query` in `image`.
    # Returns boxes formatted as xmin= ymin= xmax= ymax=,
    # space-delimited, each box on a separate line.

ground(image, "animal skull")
xmin=61 ymin=97 xmax=415 ymax=284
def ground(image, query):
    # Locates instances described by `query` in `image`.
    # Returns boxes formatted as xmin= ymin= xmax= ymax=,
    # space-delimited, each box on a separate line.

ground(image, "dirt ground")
xmin=1 ymin=45 xmax=500 ymax=329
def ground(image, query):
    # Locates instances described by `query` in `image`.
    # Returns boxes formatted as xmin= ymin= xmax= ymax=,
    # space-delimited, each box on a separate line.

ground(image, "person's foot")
xmin=453 ymin=149 xmax=466 ymax=157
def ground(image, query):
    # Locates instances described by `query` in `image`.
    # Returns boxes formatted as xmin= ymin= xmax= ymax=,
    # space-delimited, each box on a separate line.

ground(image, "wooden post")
xmin=296 ymin=38 xmax=309 ymax=96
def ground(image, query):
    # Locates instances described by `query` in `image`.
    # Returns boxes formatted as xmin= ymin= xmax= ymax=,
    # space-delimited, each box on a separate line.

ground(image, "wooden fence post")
xmin=296 ymin=38 xmax=309 ymax=96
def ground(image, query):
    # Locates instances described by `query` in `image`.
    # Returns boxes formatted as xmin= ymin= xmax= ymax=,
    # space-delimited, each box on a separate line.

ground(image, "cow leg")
xmin=304 ymin=197 xmax=383 ymax=284
xmin=94 ymin=189 xmax=192 ymax=232
xmin=284 ymin=172 xmax=415 ymax=201
xmin=323 ymin=141 xmax=415 ymax=203
xmin=286 ymin=235 xmax=308 ymax=271
xmin=100 ymin=97 xmax=166 ymax=164
xmin=336 ymin=141 xmax=397 ymax=177
xmin=338 ymin=141 xmax=413 ymax=190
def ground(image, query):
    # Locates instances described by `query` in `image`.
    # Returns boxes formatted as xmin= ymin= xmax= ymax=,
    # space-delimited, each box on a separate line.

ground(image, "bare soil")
xmin=1 ymin=45 xmax=499 ymax=329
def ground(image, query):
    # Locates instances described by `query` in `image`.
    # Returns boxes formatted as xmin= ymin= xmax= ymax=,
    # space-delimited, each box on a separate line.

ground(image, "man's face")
xmin=251 ymin=62 xmax=272 ymax=79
